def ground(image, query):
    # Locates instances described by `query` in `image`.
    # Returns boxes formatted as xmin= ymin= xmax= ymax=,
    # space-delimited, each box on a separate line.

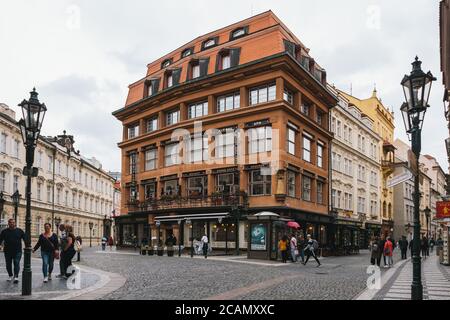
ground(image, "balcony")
xmin=127 ymin=192 xmax=249 ymax=213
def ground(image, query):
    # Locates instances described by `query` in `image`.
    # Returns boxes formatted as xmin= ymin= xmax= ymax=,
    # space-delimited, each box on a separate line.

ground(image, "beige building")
xmin=0 ymin=103 xmax=116 ymax=245
xmin=329 ymin=87 xmax=382 ymax=248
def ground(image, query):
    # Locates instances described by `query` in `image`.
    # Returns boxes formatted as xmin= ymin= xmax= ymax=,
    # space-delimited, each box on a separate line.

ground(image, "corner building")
xmin=113 ymin=11 xmax=337 ymax=256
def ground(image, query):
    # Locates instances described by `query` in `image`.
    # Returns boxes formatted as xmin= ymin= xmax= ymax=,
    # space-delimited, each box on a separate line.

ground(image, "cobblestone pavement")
xmin=372 ymin=253 xmax=450 ymax=300
xmin=75 ymin=246 xmax=404 ymax=300
xmin=0 ymin=251 xmax=124 ymax=300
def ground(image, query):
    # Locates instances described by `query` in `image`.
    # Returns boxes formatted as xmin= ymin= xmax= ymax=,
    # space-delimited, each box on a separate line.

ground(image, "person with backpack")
xmin=278 ymin=235 xmax=288 ymax=263
xmin=383 ymin=236 xmax=394 ymax=268
xmin=421 ymin=236 xmax=429 ymax=259
xmin=302 ymin=234 xmax=321 ymax=267
xmin=370 ymin=236 xmax=381 ymax=266
xmin=289 ymin=234 xmax=298 ymax=263
xmin=429 ymin=237 xmax=435 ymax=253
xmin=75 ymin=236 xmax=82 ymax=261
xmin=378 ymin=235 xmax=386 ymax=267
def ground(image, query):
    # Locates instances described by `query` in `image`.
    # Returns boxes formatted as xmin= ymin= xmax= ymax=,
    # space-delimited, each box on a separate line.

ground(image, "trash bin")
xmin=157 ymin=246 xmax=164 ymax=256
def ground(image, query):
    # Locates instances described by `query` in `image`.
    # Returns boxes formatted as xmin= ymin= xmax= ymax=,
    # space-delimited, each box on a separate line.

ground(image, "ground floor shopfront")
xmin=114 ymin=205 xmax=378 ymax=258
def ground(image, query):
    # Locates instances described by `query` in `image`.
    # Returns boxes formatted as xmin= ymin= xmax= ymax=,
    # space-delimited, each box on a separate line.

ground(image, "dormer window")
xmin=188 ymin=58 xmax=209 ymax=80
xmin=145 ymin=78 xmax=160 ymax=97
xmin=164 ymin=68 xmax=182 ymax=88
xmin=161 ymin=59 xmax=172 ymax=69
xmin=202 ymin=37 xmax=219 ymax=50
xmin=167 ymin=73 xmax=173 ymax=87
xmin=216 ymin=48 xmax=241 ymax=71
xmin=182 ymin=47 xmax=194 ymax=58
xmin=192 ymin=62 xmax=200 ymax=79
xmin=230 ymin=26 xmax=248 ymax=40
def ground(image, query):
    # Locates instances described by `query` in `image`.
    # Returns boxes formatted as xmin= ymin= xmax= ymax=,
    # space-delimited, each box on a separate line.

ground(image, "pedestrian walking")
xmin=421 ymin=236 xmax=429 ymax=258
xmin=378 ymin=235 xmax=386 ymax=267
xmin=57 ymin=224 xmax=67 ymax=278
xmin=32 ymin=223 xmax=58 ymax=283
xmin=61 ymin=225 xmax=76 ymax=279
xmin=398 ymin=236 xmax=408 ymax=260
xmin=75 ymin=236 xmax=82 ymax=261
xmin=108 ymin=236 xmax=114 ymax=250
xmin=290 ymin=234 xmax=298 ymax=263
xmin=0 ymin=219 xmax=25 ymax=283
xmin=302 ymin=234 xmax=321 ymax=267
xmin=429 ymin=237 xmax=435 ymax=253
xmin=200 ymin=234 xmax=209 ymax=258
xmin=383 ymin=236 xmax=394 ymax=267
xmin=296 ymin=234 xmax=305 ymax=264
xmin=278 ymin=235 xmax=288 ymax=263
xmin=101 ymin=235 xmax=107 ymax=251
xmin=370 ymin=236 xmax=381 ymax=266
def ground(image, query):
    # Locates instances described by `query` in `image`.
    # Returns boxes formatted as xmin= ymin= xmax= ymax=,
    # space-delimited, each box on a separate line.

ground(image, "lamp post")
xmin=400 ymin=56 xmax=436 ymax=300
xmin=18 ymin=88 xmax=47 ymax=296
xmin=89 ymin=222 xmax=93 ymax=247
xmin=54 ymin=217 xmax=61 ymax=236
xmin=11 ymin=190 xmax=21 ymax=224
xmin=424 ymin=207 xmax=431 ymax=238
xmin=177 ymin=219 xmax=182 ymax=257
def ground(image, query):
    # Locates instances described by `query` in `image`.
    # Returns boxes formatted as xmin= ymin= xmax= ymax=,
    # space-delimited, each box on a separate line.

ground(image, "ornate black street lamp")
xmin=11 ymin=190 xmax=21 ymax=224
xmin=400 ymin=56 xmax=436 ymax=300
xmin=89 ymin=222 xmax=94 ymax=247
xmin=424 ymin=207 xmax=431 ymax=238
xmin=18 ymin=88 xmax=47 ymax=296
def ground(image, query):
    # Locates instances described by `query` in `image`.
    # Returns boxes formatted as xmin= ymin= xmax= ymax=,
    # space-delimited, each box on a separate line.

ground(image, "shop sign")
xmin=437 ymin=202 xmax=450 ymax=219
xmin=250 ymin=223 xmax=266 ymax=251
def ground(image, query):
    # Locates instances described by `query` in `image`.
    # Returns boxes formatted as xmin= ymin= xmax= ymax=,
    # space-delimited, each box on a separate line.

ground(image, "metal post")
xmin=235 ymin=211 xmax=239 ymax=256
xmin=190 ymin=225 xmax=193 ymax=258
xmin=22 ymin=145 xmax=33 ymax=296
xmin=14 ymin=202 xmax=18 ymax=224
xmin=90 ymin=228 xmax=92 ymax=247
xmin=51 ymin=148 xmax=55 ymax=231
xmin=411 ymin=128 xmax=423 ymax=300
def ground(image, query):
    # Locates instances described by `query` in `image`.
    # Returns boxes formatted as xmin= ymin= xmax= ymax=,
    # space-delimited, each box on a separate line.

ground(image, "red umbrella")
xmin=287 ymin=221 xmax=301 ymax=229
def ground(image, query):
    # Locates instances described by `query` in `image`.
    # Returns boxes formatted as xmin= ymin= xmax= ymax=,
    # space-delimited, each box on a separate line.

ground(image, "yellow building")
xmin=338 ymin=89 xmax=395 ymax=237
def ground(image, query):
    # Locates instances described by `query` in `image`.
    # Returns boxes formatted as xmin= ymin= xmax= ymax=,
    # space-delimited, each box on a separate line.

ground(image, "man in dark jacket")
xmin=0 ymin=219 xmax=25 ymax=283
xmin=398 ymin=236 xmax=408 ymax=259
xmin=378 ymin=236 xmax=386 ymax=266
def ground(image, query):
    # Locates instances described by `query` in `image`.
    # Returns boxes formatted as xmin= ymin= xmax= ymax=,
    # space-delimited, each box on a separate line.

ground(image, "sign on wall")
xmin=436 ymin=201 xmax=450 ymax=219
xmin=250 ymin=223 xmax=266 ymax=251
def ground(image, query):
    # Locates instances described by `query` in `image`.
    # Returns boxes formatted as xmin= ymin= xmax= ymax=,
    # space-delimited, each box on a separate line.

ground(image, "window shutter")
xmin=151 ymin=78 xmax=160 ymax=94
xmin=172 ymin=68 xmax=182 ymax=86
xmin=230 ymin=48 xmax=241 ymax=68
xmin=199 ymin=58 xmax=210 ymax=77
xmin=283 ymin=39 xmax=296 ymax=57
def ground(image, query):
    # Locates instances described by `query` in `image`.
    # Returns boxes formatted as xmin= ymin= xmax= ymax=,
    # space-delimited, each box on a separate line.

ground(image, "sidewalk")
xmin=355 ymin=253 xmax=450 ymax=300
xmin=0 ymin=252 xmax=125 ymax=300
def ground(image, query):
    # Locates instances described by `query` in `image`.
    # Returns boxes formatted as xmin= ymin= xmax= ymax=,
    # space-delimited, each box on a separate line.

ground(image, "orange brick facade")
xmin=113 ymin=11 xmax=338 ymax=254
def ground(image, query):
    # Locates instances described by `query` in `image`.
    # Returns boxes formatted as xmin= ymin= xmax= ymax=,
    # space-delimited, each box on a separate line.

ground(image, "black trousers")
xmin=304 ymin=250 xmax=320 ymax=266
xmin=281 ymin=250 xmax=288 ymax=263
xmin=401 ymin=249 xmax=407 ymax=259
xmin=77 ymin=251 xmax=81 ymax=261
xmin=202 ymin=243 xmax=208 ymax=258
xmin=371 ymin=257 xmax=381 ymax=266
xmin=62 ymin=250 xmax=76 ymax=276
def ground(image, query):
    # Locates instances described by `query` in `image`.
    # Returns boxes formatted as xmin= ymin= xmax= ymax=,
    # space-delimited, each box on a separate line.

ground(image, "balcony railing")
xmin=127 ymin=192 xmax=248 ymax=212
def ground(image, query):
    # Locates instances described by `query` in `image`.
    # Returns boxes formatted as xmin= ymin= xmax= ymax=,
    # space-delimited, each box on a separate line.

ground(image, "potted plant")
xmin=157 ymin=241 xmax=164 ymax=256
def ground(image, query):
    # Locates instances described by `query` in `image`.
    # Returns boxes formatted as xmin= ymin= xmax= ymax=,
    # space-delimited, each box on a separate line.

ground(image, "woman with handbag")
xmin=61 ymin=225 xmax=77 ymax=279
xmin=32 ymin=223 xmax=59 ymax=283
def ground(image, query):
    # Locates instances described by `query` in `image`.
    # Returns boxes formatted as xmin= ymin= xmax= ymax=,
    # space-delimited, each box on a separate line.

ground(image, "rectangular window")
xmin=13 ymin=175 xmax=19 ymax=192
xmin=146 ymin=117 xmax=158 ymax=133
xmin=317 ymin=142 xmax=324 ymax=168
xmin=187 ymin=176 xmax=207 ymax=197
xmin=217 ymin=93 xmax=240 ymax=112
xmin=300 ymin=104 xmax=310 ymax=116
xmin=336 ymin=121 xmax=342 ymax=137
xmin=167 ymin=74 xmax=173 ymax=88
xmin=248 ymin=126 xmax=272 ymax=154
xmin=166 ymin=109 xmax=180 ymax=126
xmin=287 ymin=127 xmax=296 ymax=155
xmin=215 ymin=127 xmax=236 ymax=159
xmin=47 ymin=186 xmax=51 ymax=203
xmin=348 ymin=128 xmax=353 ymax=145
xmin=283 ymin=89 xmax=293 ymax=104
xmin=144 ymin=149 xmax=157 ymax=171
xmin=188 ymin=135 xmax=208 ymax=163
xmin=331 ymin=118 xmax=336 ymax=134
xmin=316 ymin=112 xmax=323 ymax=126
xmin=0 ymin=172 xmax=6 ymax=192
xmin=332 ymin=189 xmax=337 ymax=208
xmin=302 ymin=133 xmax=312 ymax=162
xmin=144 ymin=183 xmax=156 ymax=199
xmin=192 ymin=64 xmax=200 ymax=79
xmin=164 ymin=143 xmax=179 ymax=166
xmin=249 ymin=83 xmax=276 ymax=105
xmin=188 ymin=101 xmax=208 ymax=119
xmin=287 ymin=171 xmax=296 ymax=197
xmin=129 ymin=153 xmax=138 ymax=175
xmin=163 ymin=179 xmax=178 ymax=195
xmin=249 ymin=170 xmax=271 ymax=195
xmin=317 ymin=181 xmax=324 ymax=204
xmin=0 ymin=133 xmax=7 ymax=154
xmin=216 ymin=173 xmax=239 ymax=194
xmin=222 ymin=54 xmax=231 ymax=70
xmin=302 ymin=175 xmax=311 ymax=201
xmin=12 ymin=140 xmax=19 ymax=158
xmin=128 ymin=125 xmax=139 ymax=139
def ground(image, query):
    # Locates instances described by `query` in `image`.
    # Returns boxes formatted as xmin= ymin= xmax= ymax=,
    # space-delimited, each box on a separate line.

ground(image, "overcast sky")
xmin=0 ymin=0 xmax=447 ymax=173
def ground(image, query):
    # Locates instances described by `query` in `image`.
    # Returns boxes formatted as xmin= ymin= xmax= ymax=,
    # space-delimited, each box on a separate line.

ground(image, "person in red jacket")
xmin=383 ymin=236 xmax=394 ymax=268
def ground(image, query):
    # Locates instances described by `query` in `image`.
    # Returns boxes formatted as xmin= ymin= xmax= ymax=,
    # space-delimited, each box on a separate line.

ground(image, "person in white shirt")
xmin=201 ymin=234 xmax=208 ymax=259
xmin=290 ymin=234 xmax=298 ymax=262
